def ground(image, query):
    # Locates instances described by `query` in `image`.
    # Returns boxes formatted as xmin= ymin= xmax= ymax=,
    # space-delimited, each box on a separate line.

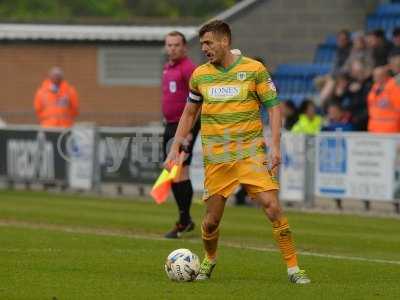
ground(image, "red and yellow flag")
xmin=150 ymin=152 xmax=185 ymax=204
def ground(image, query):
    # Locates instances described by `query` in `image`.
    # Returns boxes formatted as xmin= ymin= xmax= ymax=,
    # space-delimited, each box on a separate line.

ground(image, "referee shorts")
xmin=162 ymin=120 xmax=200 ymax=166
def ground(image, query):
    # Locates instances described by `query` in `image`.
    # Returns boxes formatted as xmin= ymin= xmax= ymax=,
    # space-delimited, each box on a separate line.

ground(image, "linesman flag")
xmin=150 ymin=152 xmax=185 ymax=204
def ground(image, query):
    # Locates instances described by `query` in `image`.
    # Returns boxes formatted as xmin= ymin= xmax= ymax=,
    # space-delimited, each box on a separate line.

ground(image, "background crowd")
xmin=281 ymin=27 xmax=400 ymax=134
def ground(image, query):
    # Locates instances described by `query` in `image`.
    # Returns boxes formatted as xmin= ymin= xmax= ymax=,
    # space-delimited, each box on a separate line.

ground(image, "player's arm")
xmin=164 ymin=80 xmax=203 ymax=167
xmin=255 ymin=64 xmax=281 ymax=170
xmin=268 ymin=104 xmax=282 ymax=169
xmin=175 ymin=102 xmax=202 ymax=146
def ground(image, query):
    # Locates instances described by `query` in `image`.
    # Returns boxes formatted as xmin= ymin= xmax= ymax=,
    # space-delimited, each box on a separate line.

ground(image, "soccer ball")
xmin=164 ymin=248 xmax=200 ymax=282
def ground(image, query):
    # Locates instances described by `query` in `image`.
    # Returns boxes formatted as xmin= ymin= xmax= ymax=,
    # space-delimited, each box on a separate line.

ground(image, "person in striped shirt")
xmin=164 ymin=20 xmax=310 ymax=284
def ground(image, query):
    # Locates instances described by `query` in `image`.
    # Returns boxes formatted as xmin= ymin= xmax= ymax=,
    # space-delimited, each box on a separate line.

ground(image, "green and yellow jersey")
xmin=188 ymin=55 xmax=279 ymax=165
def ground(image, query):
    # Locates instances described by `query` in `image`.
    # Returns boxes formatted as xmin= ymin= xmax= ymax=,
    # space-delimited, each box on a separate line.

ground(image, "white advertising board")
xmin=279 ymin=133 xmax=305 ymax=201
xmin=315 ymin=133 xmax=397 ymax=201
xmin=68 ymin=125 xmax=96 ymax=190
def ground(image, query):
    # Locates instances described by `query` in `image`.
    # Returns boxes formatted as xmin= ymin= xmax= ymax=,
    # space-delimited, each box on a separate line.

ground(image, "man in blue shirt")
xmin=322 ymin=101 xmax=353 ymax=131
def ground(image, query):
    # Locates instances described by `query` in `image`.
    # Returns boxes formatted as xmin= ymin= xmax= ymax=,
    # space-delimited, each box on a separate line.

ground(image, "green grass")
xmin=1 ymin=190 xmax=400 ymax=299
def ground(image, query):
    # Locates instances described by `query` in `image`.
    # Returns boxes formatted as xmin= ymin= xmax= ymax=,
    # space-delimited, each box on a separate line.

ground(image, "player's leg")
xmin=196 ymin=194 xmax=226 ymax=280
xmin=196 ymin=160 xmax=238 ymax=280
xmin=239 ymin=153 xmax=310 ymax=283
xmin=202 ymin=194 xmax=226 ymax=261
xmin=253 ymin=190 xmax=310 ymax=284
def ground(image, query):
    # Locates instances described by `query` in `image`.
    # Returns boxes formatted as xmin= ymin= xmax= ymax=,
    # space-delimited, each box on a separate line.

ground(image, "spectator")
xmin=342 ymin=60 xmax=373 ymax=131
xmin=320 ymin=72 xmax=352 ymax=112
xmin=322 ymin=101 xmax=353 ymax=131
xmin=366 ymin=29 xmax=392 ymax=67
xmin=34 ymin=67 xmax=79 ymax=128
xmin=291 ymin=100 xmax=322 ymax=135
xmin=317 ymin=30 xmax=352 ymax=105
xmin=330 ymin=72 xmax=351 ymax=102
xmin=333 ymin=29 xmax=352 ymax=75
xmin=387 ymin=50 xmax=400 ymax=103
xmin=367 ymin=66 xmax=397 ymax=132
xmin=281 ymin=100 xmax=298 ymax=130
xmin=368 ymin=51 xmax=400 ymax=133
xmin=390 ymin=27 xmax=400 ymax=57
xmin=389 ymin=48 xmax=400 ymax=76
xmin=342 ymin=31 xmax=374 ymax=73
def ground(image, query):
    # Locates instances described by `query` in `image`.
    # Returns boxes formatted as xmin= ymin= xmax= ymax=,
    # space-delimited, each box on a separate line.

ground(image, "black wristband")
xmin=180 ymin=144 xmax=190 ymax=153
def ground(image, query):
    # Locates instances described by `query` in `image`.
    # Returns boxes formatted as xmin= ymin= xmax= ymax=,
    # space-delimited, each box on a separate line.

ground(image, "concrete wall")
xmin=189 ymin=0 xmax=380 ymax=70
xmin=0 ymin=43 xmax=161 ymax=126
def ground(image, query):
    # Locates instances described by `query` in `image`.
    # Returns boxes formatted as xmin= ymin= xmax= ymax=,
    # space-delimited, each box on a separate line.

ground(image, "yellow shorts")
xmin=203 ymin=154 xmax=279 ymax=201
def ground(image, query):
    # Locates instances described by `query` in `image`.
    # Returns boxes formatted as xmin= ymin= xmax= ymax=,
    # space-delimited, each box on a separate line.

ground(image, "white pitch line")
xmin=1 ymin=220 xmax=400 ymax=266
xmin=224 ymin=243 xmax=400 ymax=266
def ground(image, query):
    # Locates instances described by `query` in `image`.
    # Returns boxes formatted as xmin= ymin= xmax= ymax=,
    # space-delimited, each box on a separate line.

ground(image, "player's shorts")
xmin=203 ymin=153 xmax=279 ymax=201
xmin=163 ymin=120 xmax=200 ymax=166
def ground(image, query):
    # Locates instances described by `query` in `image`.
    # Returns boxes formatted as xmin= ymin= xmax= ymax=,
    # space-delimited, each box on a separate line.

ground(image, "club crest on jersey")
xmin=267 ymin=78 xmax=277 ymax=92
xmin=237 ymin=72 xmax=247 ymax=81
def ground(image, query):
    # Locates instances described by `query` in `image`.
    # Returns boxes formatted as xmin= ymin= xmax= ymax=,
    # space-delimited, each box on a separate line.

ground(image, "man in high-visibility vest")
xmin=34 ymin=67 xmax=79 ymax=128
xmin=368 ymin=53 xmax=400 ymax=133
xmin=368 ymin=66 xmax=394 ymax=132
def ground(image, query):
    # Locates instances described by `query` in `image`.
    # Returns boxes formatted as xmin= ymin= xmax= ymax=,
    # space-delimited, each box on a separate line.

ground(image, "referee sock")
xmin=171 ymin=180 xmax=193 ymax=225
xmin=272 ymin=216 xmax=298 ymax=269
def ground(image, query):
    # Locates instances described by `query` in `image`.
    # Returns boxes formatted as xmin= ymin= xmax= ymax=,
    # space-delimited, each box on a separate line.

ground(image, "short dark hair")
xmin=166 ymin=31 xmax=187 ymax=44
xmin=327 ymin=100 xmax=344 ymax=111
xmin=389 ymin=47 xmax=400 ymax=58
xmin=199 ymin=20 xmax=232 ymax=44
xmin=253 ymin=56 xmax=265 ymax=65
xmin=283 ymin=100 xmax=297 ymax=111
xmin=393 ymin=27 xmax=400 ymax=37
xmin=371 ymin=29 xmax=386 ymax=39
xmin=337 ymin=29 xmax=351 ymax=39
xmin=299 ymin=99 xmax=315 ymax=114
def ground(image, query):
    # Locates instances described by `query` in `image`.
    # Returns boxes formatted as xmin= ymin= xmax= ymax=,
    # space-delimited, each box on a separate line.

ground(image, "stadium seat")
xmin=273 ymin=63 xmax=331 ymax=99
xmin=275 ymin=63 xmax=331 ymax=76
xmin=375 ymin=4 xmax=400 ymax=16
xmin=324 ymin=35 xmax=337 ymax=46
xmin=278 ymin=93 xmax=309 ymax=108
xmin=366 ymin=14 xmax=400 ymax=37
xmin=314 ymin=44 xmax=336 ymax=66
xmin=292 ymin=94 xmax=308 ymax=106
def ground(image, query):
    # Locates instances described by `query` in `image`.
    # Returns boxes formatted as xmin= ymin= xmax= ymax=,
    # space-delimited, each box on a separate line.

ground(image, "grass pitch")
xmin=0 ymin=190 xmax=400 ymax=299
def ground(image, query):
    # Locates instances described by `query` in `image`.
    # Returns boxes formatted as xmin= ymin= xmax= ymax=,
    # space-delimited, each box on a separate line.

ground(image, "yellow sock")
xmin=272 ymin=217 xmax=298 ymax=268
xmin=201 ymin=224 xmax=219 ymax=261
